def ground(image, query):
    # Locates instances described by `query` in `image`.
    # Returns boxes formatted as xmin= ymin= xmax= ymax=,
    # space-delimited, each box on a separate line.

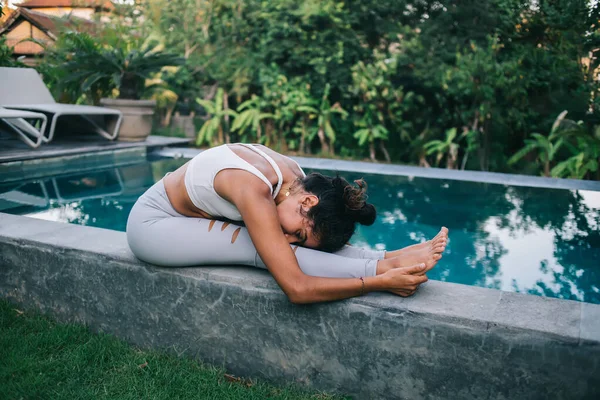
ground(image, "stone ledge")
xmin=1 ymin=212 xmax=599 ymax=399
xmin=151 ymin=147 xmax=600 ymax=191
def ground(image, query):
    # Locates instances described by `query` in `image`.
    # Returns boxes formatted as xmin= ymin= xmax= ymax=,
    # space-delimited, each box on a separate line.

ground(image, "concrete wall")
xmin=0 ymin=212 xmax=599 ymax=399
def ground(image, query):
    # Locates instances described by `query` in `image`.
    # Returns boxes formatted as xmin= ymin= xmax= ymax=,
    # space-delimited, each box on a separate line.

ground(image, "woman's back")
xmin=163 ymin=144 xmax=304 ymax=220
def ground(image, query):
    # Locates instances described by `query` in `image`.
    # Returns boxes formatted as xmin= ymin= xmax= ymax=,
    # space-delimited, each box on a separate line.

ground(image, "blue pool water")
xmin=1 ymin=157 xmax=599 ymax=304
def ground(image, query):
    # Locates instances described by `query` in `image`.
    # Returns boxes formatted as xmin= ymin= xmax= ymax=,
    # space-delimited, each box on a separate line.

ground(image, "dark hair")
xmin=300 ymin=172 xmax=376 ymax=252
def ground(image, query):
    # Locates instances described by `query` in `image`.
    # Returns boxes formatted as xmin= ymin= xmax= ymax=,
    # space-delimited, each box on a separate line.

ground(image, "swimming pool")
xmin=2 ymin=156 xmax=599 ymax=304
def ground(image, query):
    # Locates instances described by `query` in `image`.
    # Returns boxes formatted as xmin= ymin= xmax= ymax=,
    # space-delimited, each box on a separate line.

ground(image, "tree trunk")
xmin=204 ymin=83 xmax=218 ymax=101
xmin=223 ymin=91 xmax=230 ymax=144
xmin=280 ymin=135 xmax=288 ymax=153
xmin=299 ymin=119 xmax=306 ymax=154
xmin=471 ymin=110 xmax=488 ymax=172
xmin=461 ymin=152 xmax=469 ymax=170
xmin=317 ymin=126 xmax=329 ymax=154
xmin=163 ymin=106 xmax=175 ymax=127
xmin=217 ymin=125 xmax=224 ymax=146
xmin=379 ymin=140 xmax=391 ymax=163
xmin=544 ymin=161 xmax=550 ymax=177
xmin=369 ymin=141 xmax=376 ymax=162
xmin=265 ymin=120 xmax=274 ymax=146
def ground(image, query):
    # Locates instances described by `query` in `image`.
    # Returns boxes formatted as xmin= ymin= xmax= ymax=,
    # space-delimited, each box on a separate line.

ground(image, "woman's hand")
xmin=381 ymin=264 xmax=429 ymax=297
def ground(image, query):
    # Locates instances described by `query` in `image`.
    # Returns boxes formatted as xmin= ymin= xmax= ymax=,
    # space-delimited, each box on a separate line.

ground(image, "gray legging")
xmin=126 ymin=180 xmax=385 ymax=278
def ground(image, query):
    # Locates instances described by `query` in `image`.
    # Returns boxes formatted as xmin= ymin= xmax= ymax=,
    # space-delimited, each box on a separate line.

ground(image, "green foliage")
xmin=349 ymin=51 xmax=414 ymax=161
xmin=33 ymin=0 xmax=600 ymax=179
xmin=509 ymin=111 xmax=600 ymax=179
xmin=196 ymin=88 xmax=238 ymax=145
xmin=0 ymin=36 xmax=19 ymax=67
xmin=424 ymin=128 xmax=460 ymax=169
xmin=311 ymin=83 xmax=348 ymax=155
xmin=43 ymin=31 xmax=183 ymax=103
xmin=231 ymin=95 xmax=274 ymax=142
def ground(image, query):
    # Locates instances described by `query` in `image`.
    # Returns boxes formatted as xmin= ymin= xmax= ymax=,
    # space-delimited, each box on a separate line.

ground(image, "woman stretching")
xmin=126 ymin=143 xmax=448 ymax=304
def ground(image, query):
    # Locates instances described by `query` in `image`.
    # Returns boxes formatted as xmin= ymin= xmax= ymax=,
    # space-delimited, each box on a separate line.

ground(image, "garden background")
xmin=1 ymin=0 xmax=599 ymax=180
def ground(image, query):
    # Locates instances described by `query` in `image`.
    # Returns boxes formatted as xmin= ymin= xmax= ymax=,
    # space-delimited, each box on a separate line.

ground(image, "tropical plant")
xmin=306 ymin=84 xmax=347 ymax=155
xmin=353 ymin=122 xmax=389 ymax=162
xmin=146 ymin=69 xmax=179 ymax=127
xmin=550 ymin=117 xmax=600 ymax=180
xmin=508 ymin=111 xmax=573 ymax=177
xmin=231 ymin=95 xmax=274 ymax=143
xmin=278 ymin=83 xmax=313 ymax=152
xmin=349 ymin=52 xmax=408 ymax=162
xmin=29 ymin=0 xmax=596 ymax=179
xmin=0 ymin=36 xmax=20 ymax=67
xmin=552 ymin=149 xmax=599 ymax=180
xmin=44 ymin=32 xmax=183 ymax=103
xmin=423 ymin=128 xmax=461 ymax=169
xmin=196 ymin=88 xmax=237 ymax=146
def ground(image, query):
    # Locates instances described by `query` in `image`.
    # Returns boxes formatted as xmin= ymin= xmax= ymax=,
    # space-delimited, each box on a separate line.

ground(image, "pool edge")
xmin=1 ymin=212 xmax=598 ymax=399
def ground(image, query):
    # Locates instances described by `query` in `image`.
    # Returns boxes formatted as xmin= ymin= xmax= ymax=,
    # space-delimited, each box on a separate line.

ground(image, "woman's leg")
xmin=127 ymin=180 xmax=379 ymax=278
xmin=332 ymin=245 xmax=385 ymax=260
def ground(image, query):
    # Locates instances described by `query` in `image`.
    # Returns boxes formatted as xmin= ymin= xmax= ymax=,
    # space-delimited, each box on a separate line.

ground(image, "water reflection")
xmin=325 ymin=170 xmax=600 ymax=304
xmin=1 ymin=159 xmax=598 ymax=303
xmin=0 ymin=161 xmax=166 ymax=231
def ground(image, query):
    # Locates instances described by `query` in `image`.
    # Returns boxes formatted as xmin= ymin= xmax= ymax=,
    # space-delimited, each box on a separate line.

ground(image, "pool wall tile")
xmin=1 ymin=212 xmax=599 ymax=399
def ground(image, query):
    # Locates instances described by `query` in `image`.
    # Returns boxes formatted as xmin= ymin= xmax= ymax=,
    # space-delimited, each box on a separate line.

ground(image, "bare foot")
xmin=377 ymin=227 xmax=448 ymax=275
xmin=384 ymin=227 xmax=448 ymax=260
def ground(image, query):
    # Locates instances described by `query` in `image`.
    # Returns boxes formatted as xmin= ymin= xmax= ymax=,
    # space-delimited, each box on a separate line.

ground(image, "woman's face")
xmin=276 ymin=192 xmax=320 ymax=249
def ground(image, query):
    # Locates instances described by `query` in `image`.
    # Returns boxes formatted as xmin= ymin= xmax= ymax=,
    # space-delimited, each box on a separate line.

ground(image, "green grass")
xmin=0 ymin=300 xmax=346 ymax=400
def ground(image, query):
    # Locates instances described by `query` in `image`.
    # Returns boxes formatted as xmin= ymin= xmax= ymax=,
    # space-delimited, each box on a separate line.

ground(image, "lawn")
xmin=0 ymin=300 xmax=345 ymax=400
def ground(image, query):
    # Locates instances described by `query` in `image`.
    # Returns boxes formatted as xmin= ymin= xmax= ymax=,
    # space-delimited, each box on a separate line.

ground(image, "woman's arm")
xmin=216 ymin=170 xmax=427 ymax=304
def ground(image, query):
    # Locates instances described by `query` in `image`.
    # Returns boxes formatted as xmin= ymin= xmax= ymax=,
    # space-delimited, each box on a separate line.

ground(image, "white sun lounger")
xmin=0 ymin=106 xmax=47 ymax=148
xmin=0 ymin=67 xmax=122 ymax=143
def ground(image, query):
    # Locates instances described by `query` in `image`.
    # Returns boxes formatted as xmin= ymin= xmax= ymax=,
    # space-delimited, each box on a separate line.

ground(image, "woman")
xmin=127 ymin=143 xmax=448 ymax=304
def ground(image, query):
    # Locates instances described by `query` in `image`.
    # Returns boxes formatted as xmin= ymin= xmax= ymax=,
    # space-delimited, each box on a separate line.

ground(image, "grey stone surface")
xmin=490 ymin=291 xmax=581 ymax=341
xmin=1 ymin=213 xmax=599 ymax=400
xmin=581 ymin=302 xmax=600 ymax=343
xmin=153 ymin=147 xmax=600 ymax=191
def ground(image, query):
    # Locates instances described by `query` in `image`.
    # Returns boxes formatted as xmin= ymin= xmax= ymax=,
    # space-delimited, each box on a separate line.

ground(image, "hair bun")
xmin=340 ymin=178 xmax=376 ymax=226
xmin=346 ymin=203 xmax=376 ymax=225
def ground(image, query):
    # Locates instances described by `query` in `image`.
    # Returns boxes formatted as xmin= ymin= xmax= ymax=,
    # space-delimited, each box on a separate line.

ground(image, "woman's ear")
xmin=301 ymin=194 xmax=319 ymax=211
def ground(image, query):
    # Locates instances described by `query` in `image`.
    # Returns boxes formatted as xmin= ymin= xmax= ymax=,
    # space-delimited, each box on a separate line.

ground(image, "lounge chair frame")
xmin=0 ymin=67 xmax=122 ymax=143
xmin=0 ymin=107 xmax=47 ymax=148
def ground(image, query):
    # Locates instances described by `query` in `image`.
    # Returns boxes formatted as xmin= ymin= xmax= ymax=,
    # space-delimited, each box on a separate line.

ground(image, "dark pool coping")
xmin=153 ymin=147 xmax=600 ymax=191
xmin=0 ymin=136 xmax=192 ymax=183
xmin=1 ymin=211 xmax=599 ymax=398
xmin=0 ymin=135 xmax=191 ymax=164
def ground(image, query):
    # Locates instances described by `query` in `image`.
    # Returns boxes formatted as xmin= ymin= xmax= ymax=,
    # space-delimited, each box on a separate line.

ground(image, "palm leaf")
xmin=507 ymin=141 xmax=539 ymax=165
xmin=196 ymin=99 xmax=216 ymax=114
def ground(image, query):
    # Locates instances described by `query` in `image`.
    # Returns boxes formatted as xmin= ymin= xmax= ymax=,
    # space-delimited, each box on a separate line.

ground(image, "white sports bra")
xmin=183 ymin=143 xmax=304 ymax=221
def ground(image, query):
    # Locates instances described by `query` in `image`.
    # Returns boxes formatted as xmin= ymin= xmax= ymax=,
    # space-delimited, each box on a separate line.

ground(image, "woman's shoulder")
xmin=255 ymin=145 xmax=305 ymax=178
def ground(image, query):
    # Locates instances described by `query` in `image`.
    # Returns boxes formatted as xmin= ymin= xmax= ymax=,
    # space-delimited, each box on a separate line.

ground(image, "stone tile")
xmin=0 ymin=212 xmax=69 ymax=239
xmin=379 ymin=280 xmax=501 ymax=329
xmin=490 ymin=291 xmax=581 ymax=340
xmin=207 ymin=266 xmax=281 ymax=291
xmin=167 ymin=266 xmax=218 ymax=282
xmin=580 ymin=302 xmax=600 ymax=343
